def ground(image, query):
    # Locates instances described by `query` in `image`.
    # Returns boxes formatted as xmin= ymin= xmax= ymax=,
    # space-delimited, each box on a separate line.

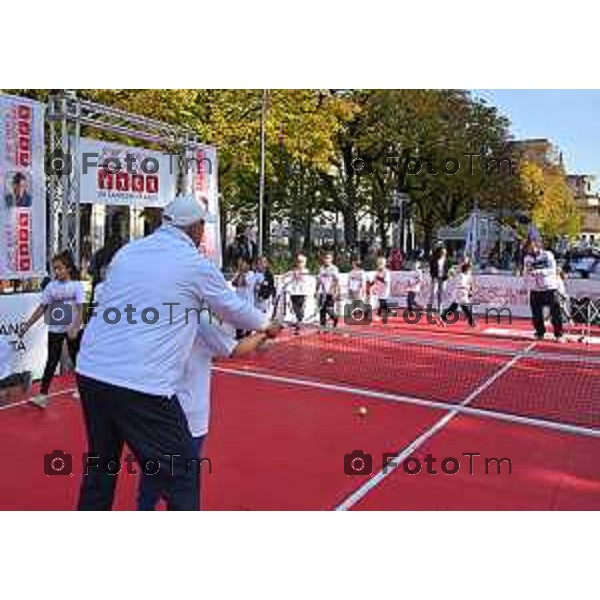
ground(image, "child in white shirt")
xmin=283 ymin=254 xmax=312 ymax=334
xmin=441 ymin=263 xmax=475 ymax=326
xmin=232 ymin=257 xmax=256 ymax=339
xmin=20 ymin=251 xmax=85 ymax=407
xmin=316 ymin=253 xmax=340 ymax=328
xmin=137 ymin=312 xmax=275 ymax=510
xmin=369 ymin=256 xmax=392 ymax=319
xmin=347 ymin=260 xmax=366 ymax=301
xmin=406 ymin=261 xmax=424 ymax=313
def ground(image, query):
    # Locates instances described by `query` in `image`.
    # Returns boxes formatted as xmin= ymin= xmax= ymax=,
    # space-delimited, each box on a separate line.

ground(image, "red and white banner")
xmin=0 ymin=94 xmax=46 ymax=279
xmin=78 ymin=137 xmax=177 ymax=208
xmin=275 ymin=272 xmax=600 ymax=321
xmin=192 ymin=145 xmax=221 ymax=267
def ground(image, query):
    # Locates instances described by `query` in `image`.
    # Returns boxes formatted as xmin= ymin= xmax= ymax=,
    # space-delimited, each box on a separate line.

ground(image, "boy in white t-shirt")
xmin=137 ymin=313 xmax=275 ymax=510
xmin=441 ymin=263 xmax=475 ymax=326
xmin=368 ymin=256 xmax=392 ymax=319
xmin=0 ymin=337 xmax=32 ymax=402
xmin=317 ymin=253 xmax=340 ymax=328
xmin=406 ymin=261 xmax=424 ymax=314
xmin=283 ymin=254 xmax=312 ymax=334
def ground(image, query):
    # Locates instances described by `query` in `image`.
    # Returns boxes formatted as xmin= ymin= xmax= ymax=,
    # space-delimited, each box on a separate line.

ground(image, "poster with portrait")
xmin=0 ymin=94 xmax=46 ymax=279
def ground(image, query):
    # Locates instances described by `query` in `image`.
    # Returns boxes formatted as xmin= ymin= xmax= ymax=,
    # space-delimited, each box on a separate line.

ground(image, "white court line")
xmin=5 ymin=358 xmax=599 ymax=443
xmin=214 ymin=352 xmax=600 ymax=440
xmin=333 ymin=340 xmax=538 ymax=510
xmin=0 ymin=387 xmax=77 ymax=412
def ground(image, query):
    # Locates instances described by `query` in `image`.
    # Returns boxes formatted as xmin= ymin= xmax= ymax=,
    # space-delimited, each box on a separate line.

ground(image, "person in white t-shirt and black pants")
xmin=21 ymin=251 xmax=85 ymax=407
xmin=283 ymin=254 xmax=312 ymax=334
xmin=406 ymin=261 xmax=424 ymax=314
xmin=232 ymin=256 xmax=256 ymax=339
xmin=441 ymin=262 xmax=475 ymax=327
xmin=523 ymin=239 xmax=563 ymax=341
xmin=317 ymin=252 xmax=340 ymax=328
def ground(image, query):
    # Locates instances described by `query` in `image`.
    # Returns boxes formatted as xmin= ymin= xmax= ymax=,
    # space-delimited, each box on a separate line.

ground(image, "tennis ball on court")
xmin=325 ymin=357 xmax=335 ymax=364
xmin=357 ymin=406 xmax=368 ymax=416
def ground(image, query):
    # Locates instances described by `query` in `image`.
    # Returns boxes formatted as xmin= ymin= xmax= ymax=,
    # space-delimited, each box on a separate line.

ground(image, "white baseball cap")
xmin=163 ymin=194 xmax=215 ymax=227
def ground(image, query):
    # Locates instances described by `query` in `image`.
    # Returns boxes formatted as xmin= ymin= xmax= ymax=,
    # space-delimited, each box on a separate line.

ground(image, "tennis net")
xmin=219 ymin=325 xmax=600 ymax=434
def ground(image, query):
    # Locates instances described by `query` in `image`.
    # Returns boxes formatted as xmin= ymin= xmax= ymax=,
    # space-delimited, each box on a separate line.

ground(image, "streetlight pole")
xmin=258 ymin=89 xmax=268 ymax=257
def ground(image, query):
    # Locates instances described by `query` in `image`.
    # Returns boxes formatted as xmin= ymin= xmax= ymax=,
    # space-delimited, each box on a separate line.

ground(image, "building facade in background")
xmin=566 ymin=174 xmax=600 ymax=245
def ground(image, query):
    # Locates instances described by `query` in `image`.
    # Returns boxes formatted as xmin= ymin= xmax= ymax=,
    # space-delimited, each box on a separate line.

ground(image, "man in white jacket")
xmin=76 ymin=195 xmax=281 ymax=510
xmin=523 ymin=239 xmax=563 ymax=341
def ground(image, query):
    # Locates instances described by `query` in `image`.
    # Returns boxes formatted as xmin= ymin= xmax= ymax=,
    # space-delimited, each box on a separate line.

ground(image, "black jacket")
xmin=429 ymin=256 xmax=450 ymax=280
xmin=257 ymin=269 xmax=276 ymax=300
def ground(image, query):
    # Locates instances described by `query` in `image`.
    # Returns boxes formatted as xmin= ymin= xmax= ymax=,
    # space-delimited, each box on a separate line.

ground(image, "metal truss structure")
xmin=46 ymin=90 xmax=205 ymax=266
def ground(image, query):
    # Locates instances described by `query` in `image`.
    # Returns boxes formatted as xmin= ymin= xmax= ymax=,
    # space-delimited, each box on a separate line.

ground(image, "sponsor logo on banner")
xmin=97 ymin=170 xmax=159 ymax=196
xmin=17 ymin=210 xmax=32 ymax=271
xmin=78 ymin=138 xmax=176 ymax=207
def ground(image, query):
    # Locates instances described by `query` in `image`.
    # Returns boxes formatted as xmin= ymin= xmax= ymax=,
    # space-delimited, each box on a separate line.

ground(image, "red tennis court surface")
xmin=1 ymin=320 xmax=599 ymax=510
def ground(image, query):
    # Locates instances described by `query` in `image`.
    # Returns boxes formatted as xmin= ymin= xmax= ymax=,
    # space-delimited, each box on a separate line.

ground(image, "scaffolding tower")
xmin=46 ymin=90 xmax=208 ymax=266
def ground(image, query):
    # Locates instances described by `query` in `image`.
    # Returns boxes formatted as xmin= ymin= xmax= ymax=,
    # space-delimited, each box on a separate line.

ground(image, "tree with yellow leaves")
xmin=519 ymin=160 xmax=581 ymax=241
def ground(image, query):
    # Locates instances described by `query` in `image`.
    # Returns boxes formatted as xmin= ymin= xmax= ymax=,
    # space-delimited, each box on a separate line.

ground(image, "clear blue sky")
xmin=472 ymin=90 xmax=600 ymax=190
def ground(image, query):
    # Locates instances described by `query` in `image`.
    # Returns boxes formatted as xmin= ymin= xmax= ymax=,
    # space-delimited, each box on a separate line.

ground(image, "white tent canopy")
xmin=437 ymin=211 xmax=518 ymax=242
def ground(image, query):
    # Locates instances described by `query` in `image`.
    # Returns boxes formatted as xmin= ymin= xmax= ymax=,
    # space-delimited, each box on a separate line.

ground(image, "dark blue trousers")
xmin=137 ymin=435 xmax=205 ymax=511
xmin=77 ymin=374 xmax=199 ymax=511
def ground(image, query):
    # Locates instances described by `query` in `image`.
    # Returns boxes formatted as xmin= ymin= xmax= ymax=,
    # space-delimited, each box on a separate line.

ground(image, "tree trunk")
xmin=262 ymin=186 xmax=272 ymax=256
xmin=342 ymin=208 xmax=357 ymax=247
xmin=303 ymin=206 xmax=313 ymax=252
xmin=220 ymin=203 xmax=228 ymax=261
xmin=377 ymin=210 xmax=388 ymax=254
xmin=423 ymin=221 xmax=434 ymax=255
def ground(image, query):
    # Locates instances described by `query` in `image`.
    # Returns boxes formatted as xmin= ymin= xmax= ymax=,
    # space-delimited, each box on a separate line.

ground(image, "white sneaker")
xmin=554 ymin=336 xmax=566 ymax=344
xmin=30 ymin=394 xmax=49 ymax=409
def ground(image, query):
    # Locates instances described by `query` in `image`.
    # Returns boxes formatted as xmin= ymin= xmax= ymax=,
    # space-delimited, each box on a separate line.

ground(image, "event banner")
xmin=0 ymin=293 xmax=47 ymax=379
xmin=0 ymin=94 xmax=46 ymax=279
xmin=274 ymin=272 xmax=600 ymax=321
xmin=192 ymin=145 xmax=222 ymax=267
xmin=78 ymin=137 xmax=177 ymax=208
